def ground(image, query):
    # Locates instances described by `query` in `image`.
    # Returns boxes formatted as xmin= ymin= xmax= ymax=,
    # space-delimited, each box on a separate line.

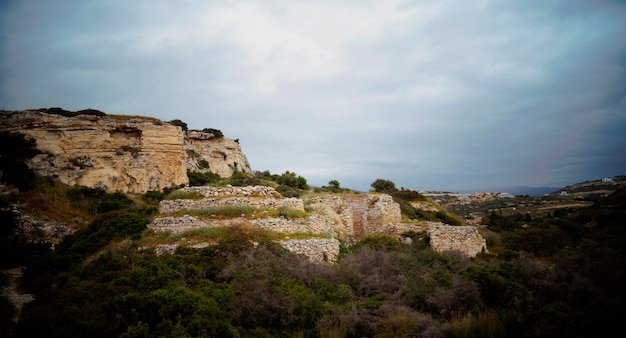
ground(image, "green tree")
xmin=277 ymin=171 xmax=308 ymax=190
xmin=371 ymin=179 xmax=397 ymax=192
xmin=328 ymin=180 xmax=340 ymax=189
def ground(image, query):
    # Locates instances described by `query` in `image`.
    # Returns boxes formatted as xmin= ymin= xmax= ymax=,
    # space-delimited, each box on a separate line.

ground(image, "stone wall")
xmin=279 ymin=239 xmax=341 ymax=263
xmin=248 ymin=215 xmax=335 ymax=236
xmin=148 ymin=215 xmax=210 ymax=234
xmin=159 ymin=196 xmax=304 ymax=214
xmin=179 ymin=185 xmax=282 ymax=198
xmin=150 ymin=238 xmax=341 ymax=264
xmin=149 ymin=213 xmax=337 ymax=237
xmin=426 ymin=224 xmax=487 ymax=257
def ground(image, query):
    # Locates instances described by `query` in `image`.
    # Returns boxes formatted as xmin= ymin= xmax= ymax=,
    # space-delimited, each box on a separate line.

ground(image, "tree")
xmin=276 ymin=171 xmax=308 ymax=190
xmin=328 ymin=180 xmax=340 ymax=189
xmin=371 ymin=179 xmax=397 ymax=193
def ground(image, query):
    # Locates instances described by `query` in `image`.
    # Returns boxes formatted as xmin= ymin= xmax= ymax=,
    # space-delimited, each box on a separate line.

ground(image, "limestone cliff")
xmin=185 ymin=131 xmax=252 ymax=177
xmin=0 ymin=110 xmax=252 ymax=193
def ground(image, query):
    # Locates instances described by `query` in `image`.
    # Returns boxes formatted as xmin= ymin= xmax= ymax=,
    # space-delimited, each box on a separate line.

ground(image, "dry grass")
xmin=107 ymin=114 xmax=161 ymax=122
xmin=19 ymin=177 xmax=93 ymax=229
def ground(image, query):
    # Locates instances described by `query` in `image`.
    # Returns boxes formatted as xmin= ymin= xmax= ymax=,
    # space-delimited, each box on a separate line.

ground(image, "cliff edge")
xmin=0 ymin=109 xmax=252 ymax=193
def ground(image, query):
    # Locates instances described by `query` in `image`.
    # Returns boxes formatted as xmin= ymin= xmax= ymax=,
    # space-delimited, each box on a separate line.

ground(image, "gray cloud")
xmin=2 ymin=0 xmax=625 ymax=192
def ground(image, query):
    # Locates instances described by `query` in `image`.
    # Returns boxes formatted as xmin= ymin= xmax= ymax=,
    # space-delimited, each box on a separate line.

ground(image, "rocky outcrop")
xmin=0 ymin=111 xmax=187 ymax=193
xmin=426 ymin=224 xmax=487 ymax=257
xmin=8 ymin=207 xmax=77 ymax=245
xmin=185 ymin=132 xmax=252 ymax=177
xmin=0 ymin=110 xmax=252 ymax=193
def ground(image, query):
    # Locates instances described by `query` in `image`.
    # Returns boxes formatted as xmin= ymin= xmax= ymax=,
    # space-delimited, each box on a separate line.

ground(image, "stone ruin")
xmin=426 ymin=224 xmax=488 ymax=257
xmin=148 ymin=186 xmax=488 ymax=262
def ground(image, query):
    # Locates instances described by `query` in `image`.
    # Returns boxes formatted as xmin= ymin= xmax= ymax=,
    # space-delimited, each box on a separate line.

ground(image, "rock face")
xmin=426 ymin=224 xmax=488 ymax=257
xmin=0 ymin=110 xmax=252 ymax=193
xmin=306 ymin=194 xmax=402 ymax=239
xmin=185 ymin=131 xmax=252 ymax=177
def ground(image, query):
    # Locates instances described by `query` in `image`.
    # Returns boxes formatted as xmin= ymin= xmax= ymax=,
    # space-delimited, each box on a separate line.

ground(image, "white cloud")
xmin=1 ymin=0 xmax=625 ymax=192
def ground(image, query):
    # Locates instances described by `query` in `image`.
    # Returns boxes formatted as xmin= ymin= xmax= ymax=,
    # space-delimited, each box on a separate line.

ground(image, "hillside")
xmin=1 ymin=110 xmax=625 ymax=337
xmin=428 ymin=176 xmax=626 ymax=224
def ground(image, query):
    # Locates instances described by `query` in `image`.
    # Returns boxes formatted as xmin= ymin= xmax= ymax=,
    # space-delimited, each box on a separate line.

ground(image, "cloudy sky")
xmin=2 ymin=0 xmax=625 ymax=193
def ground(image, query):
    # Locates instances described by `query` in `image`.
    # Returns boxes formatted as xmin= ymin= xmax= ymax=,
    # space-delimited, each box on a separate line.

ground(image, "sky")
xmin=1 ymin=0 xmax=625 ymax=193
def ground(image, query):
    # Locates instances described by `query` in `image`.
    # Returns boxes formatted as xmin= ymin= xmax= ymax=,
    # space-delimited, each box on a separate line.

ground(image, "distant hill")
xmin=547 ymin=175 xmax=626 ymax=200
xmin=485 ymin=186 xmax=559 ymax=196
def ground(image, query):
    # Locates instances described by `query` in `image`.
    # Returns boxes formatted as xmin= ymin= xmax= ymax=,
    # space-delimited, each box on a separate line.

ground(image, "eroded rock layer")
xmin=0 ymin=110 xmax=252 ymax=193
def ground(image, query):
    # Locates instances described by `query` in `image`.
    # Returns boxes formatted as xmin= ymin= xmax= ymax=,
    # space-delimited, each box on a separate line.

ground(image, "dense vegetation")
xmin=1 ymin=132 xmax=624 ymax=337
xmin=1 ymin=181 xmax=624 ymax=337
xmin=31 ymin=107 xmax=107 ymax=117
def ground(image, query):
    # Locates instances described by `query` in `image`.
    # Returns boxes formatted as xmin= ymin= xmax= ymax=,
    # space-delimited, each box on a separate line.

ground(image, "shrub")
xmin=198 ymin=159 xmax=210 ymax=169
xmin=169 ymin=119 xmax=188 ymax=131
xmin=328 ymin=180 xmax=340 ymax=189
xmin=391 ymin=189 xmax=426 ymax=201
xmin=186 ymin=149 xmax=201 ymax=158
xmin=187 ymin=171 xmax=221 ymax=186
xmin=226 ymin=170 xmax=261 ymax=186
xmin=202 ymin=128 xmax=224 ymax=138
xmin=115 ymin=145 xmax=140 ymax=157
xmin=67 ymin=186 xmax=133 ymax=214
xmin=371 ymin=179 xmax=397 ymax=193
xmin=276 ymin=171 xmax=308 ymax=190
xmin=142 ymin=190 xmax=165 ymax=204
xmin=350 ymin=235 xmax=401 ymax=252
xmin=426 ymin=275 xmax=483 ymax=319
xmin=276 ymin=184 xmax=299 ymax=198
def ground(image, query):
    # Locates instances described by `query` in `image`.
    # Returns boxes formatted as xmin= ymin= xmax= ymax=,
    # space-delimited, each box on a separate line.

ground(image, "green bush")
xmin=276 ymin=184 xmax=299 ymax=198
xmin=202 ymin=128 xmax=224 ymax=138
xmin=169 ymin=119 xmax=188 ymax=131
xmin=198 ymin=159 xmax=210 ymax=169
xmin=276 ymin=171 xmax=308 ymax=190
xmin=371 ymin=179 xmax=397 ymax=193
xmin=391 ymin=189 xmax=426 ymax=201
xmin=187 ymin=171 xmax=221 ymax=186
xmin=226 ymin=170 xmax=261 ymax=186
xmin=350 ymin=235 xmax=401 ymax=251
xmin=67 ymin=186 xmax=133 ymax=214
